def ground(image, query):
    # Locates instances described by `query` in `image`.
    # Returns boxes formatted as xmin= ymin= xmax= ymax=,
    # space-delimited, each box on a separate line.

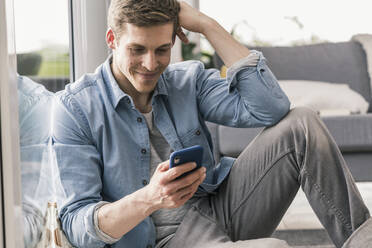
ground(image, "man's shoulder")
xmin=163 ymin=60 xmax=205 ymax=76
xmin=56 ymin=68 xmax=106 ymax=107
xmin=59 ymin=73 xmax=100 ymax=98
xmin=54 ymin=70 xmax=108 ymax=135
xmin=55 ymin=68 xmax=108 ymax=120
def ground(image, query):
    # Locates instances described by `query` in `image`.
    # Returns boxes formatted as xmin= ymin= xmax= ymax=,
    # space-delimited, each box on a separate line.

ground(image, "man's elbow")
xmin=269 ymin=97 xmax=291 ymax=126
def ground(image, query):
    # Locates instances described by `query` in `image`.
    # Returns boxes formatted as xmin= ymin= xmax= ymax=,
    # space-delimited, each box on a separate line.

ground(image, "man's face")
xmin=109 ymin=23 xmax=173 ymax=95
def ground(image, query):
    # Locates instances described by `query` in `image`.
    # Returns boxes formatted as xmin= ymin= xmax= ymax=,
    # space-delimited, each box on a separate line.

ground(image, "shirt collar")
xmin=101 ymin=55 xmax=168 ymax=109
xmin=153 ymin=74 xmax=168 ymax=97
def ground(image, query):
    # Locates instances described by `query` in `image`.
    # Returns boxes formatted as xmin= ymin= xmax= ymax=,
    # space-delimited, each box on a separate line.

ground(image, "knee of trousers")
xmin=286 ymin=107 xmax=319 ymax=123
xmin=269 ymin=107 xmax=331 ymax=157
xmin=273 ymin=107 xmax=321 ymax=135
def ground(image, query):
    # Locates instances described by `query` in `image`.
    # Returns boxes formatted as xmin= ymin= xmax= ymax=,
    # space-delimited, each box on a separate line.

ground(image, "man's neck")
xmin=111 ymin=62 xmax=153 ymax=113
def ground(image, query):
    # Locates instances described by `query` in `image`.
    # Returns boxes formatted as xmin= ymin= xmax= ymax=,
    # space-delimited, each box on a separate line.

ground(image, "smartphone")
xmin=169 ymin=145 xmax=204 ymax=178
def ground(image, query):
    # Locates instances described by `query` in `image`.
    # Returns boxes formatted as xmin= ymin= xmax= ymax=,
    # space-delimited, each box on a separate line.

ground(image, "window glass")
xmin=13 ymin=0 xmax=70 ymax=246
xmin=15 ymin=0 xmax=70 ymax=92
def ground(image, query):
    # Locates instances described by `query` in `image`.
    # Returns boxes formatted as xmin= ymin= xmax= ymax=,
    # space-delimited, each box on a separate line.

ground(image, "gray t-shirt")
xmin=142 ymin=112 xmax=199 ymax=248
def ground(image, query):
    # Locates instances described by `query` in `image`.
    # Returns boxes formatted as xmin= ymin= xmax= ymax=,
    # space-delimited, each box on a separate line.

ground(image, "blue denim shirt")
xmin=18 ymin=76 xmax=53 ymax=248
xmin=52 ymin=51 xmax=290 ymax=248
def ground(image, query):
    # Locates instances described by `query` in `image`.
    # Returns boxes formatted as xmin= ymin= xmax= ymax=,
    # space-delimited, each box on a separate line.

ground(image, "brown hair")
xmin=108 ymin=0 xmax=180 ymax=39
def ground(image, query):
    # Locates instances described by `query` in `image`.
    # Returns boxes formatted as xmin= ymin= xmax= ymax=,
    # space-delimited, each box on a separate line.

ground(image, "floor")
xmin=277 ymin=182 xmax=372 ymax=230
xmin=274 ymin=182 xmax=372 ymax=247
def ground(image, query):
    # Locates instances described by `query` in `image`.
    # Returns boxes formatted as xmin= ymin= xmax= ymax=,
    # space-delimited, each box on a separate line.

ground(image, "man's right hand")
xmin=145 ymin=160 xmax=206 ymax=212
xmin=97 ymin=161 xmax=205 ymax=239
xmin=177 ymin=1 xmax=250 ymax=67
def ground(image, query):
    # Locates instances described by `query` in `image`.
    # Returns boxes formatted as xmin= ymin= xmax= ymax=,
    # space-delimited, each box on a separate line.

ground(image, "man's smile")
xmin=136 ymin=71 xmax=159 ymax=79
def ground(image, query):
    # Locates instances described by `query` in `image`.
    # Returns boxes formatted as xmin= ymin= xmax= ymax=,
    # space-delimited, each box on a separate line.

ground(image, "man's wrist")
xmin=199 ymin=16 xmax=217 ymax=36
xmin=137 ymin=186 xmax=160 ymax=216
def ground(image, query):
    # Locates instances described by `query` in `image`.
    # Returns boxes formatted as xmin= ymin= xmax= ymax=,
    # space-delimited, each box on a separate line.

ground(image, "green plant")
xmin=17 ymin=53 xmax=43 ymax=76
xmin=181 ymin=37 xmax=214 ymax=69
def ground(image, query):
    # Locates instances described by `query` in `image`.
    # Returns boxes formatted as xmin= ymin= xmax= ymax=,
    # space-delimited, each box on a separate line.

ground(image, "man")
xmin=53 ymin=1 xmax=371 ymax=247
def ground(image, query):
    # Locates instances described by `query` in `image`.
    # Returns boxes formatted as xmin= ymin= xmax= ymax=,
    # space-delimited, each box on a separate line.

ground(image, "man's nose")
xmin=142 ymin=52 xmax=158 ymax=71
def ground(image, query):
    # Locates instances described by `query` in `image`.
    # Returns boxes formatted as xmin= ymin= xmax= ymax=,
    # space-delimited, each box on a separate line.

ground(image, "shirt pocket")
xmin=179 ymin=126 xmax=214 ymax=171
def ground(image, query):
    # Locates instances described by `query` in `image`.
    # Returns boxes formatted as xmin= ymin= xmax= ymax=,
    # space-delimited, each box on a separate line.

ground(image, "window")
xmin=14 ymin=0 xmax=70 ymax=92
xmin=2 ymin=0 xmax=72 ymax=247
xmin=200 ymin=0 xmax=372 ymax=51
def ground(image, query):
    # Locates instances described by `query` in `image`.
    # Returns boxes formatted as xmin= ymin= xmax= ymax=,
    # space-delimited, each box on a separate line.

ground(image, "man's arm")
xmin=97 ymin=161 xmax=206 ymax=239
xmin=177 ymin=2 xmax=290 ymax=127
xmin=177 ymin=2 xmax=250 ymax=67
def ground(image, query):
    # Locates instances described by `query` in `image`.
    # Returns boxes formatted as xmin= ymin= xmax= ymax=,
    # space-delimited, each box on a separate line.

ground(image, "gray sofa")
xmin=210 ymin=41 xmax=372 ymax=181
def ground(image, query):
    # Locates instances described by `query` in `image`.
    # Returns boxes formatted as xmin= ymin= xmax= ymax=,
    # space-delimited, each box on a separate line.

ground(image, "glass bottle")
xmin=35 ymin=201 xmax=73 ymax=248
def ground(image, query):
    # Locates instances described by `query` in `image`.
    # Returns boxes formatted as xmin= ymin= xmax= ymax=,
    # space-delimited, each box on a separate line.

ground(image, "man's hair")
xmin=108 ymin=0 xmax=181 ymax=39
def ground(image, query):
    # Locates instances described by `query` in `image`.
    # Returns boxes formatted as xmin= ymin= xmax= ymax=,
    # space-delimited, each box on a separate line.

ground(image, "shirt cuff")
xmin=227 ymin=50 xmax=260 ymax=77
xmin=93 ymin=201 xmax=121 ymax=244
xmin=226 ymin=50 xmax=262 ymax=92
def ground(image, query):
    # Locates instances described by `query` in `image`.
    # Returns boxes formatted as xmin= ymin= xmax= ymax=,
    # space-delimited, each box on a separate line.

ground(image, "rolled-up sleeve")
xmin=52 ymin=95 xmax=111 ymax=248
xmin=196 ymin=51 xmax=290 ymax=127
xmin=94 ymin=201 xmax=121 ymax=244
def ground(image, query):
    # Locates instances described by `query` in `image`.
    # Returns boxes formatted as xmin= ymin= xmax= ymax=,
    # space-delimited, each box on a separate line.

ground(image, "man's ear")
xmin=106 ymin=28 xmax=116 ymax=50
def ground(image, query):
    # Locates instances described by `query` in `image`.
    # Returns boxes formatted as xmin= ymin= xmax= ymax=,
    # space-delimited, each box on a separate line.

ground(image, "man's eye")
xmin=157 ymin=48 xmax=170 ymax=54
xmin=131 ymin=48 xmax=145 ymax=54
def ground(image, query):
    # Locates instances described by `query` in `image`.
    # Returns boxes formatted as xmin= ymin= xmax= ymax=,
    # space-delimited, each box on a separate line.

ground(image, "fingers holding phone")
xmin=161 ymin=161 xmax=205 ymax=208
xmin=174 ymin=165 xmax=206 ymax=199
xmin=167 ymin=162 xmax=206 ymax=191
xmin=168 ymin=165 xmax=206 ymax=206
xmin=165 ymin=145 xmax=206 ymax=204
xmin=145 ymin=146 xmax=206 ymax=211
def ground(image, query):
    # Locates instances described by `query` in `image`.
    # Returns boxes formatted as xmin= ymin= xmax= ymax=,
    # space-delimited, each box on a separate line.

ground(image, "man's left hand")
xmin=176 ymin=1 xmax=212 ymax=43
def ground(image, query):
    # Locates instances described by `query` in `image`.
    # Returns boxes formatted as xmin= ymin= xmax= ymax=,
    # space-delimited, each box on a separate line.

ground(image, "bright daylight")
xmin=0 ymin=0 xmax=371 ymax=247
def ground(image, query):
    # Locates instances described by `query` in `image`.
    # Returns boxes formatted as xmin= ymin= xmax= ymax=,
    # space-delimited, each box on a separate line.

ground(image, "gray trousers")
xmin=166 ymin=108 xmax=371 ymax=248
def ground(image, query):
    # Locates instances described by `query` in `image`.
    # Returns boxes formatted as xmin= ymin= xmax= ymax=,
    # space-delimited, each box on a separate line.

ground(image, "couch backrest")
xmin=213 ymin=41 xmax=372 ymax=112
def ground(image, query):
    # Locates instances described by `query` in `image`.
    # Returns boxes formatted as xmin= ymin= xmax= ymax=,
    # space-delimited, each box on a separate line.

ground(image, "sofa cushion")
xmin=213 ymin=41 xmax=372 ymax=111
xmin=218 ymin=126 xmax=263 ymax=158
xmin=278 ymin=80 xmax=369 ymax=115
xmin=322 ymin=114 xmax=372 ymax=152
xmin=218 ymin=114 xmax=372 ymax=157
xmin=343 ymin=153 xmax=372 ymax=181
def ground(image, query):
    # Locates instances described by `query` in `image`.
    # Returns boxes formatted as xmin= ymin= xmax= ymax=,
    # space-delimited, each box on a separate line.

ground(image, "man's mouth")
xmin=136 ymin=71 xmax=158 ymax=79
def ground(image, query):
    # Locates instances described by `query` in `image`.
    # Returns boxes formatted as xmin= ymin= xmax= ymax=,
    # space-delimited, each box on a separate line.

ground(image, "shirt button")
xmin=142 ymin=180 xmax=148 ymax=186
xmin=137 ymin=117 xmax=142 ymax=123
xmin=195 ymin=130 xmax=201 ymax=136
xmin=141 ymin=149 xmax=147 ymax=154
